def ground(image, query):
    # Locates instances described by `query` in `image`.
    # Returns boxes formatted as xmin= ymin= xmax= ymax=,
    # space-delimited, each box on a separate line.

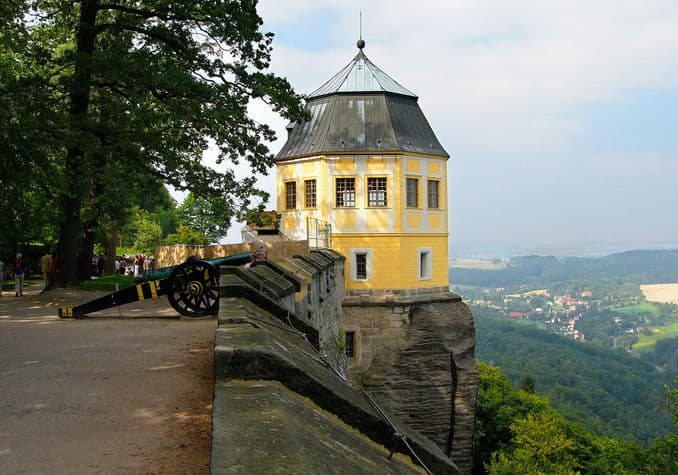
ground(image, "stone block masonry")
xmin=210 ymin=244 xmax=475 ymax=474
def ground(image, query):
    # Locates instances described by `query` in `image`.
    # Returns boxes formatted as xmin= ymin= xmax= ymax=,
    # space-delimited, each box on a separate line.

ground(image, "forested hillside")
xmin=451 ymin=250 xmax=678 ymax=288
xmin=474 ymin=309 xmax=674 ymax=443
xmin=474 ymin=361 xmax=677 ymax=474
xmin=452 ymin=250 xmax=678 ymax=446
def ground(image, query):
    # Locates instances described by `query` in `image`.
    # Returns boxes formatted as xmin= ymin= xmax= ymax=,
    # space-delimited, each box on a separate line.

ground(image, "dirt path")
xmin=0 ymin=283 xmax=215 ymax=474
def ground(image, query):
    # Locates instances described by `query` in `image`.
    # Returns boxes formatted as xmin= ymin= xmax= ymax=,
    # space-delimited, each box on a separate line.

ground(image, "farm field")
xmin=506 ymin=289 xmax=549 ymax=298
xmin=632 ymin=321 xmax=678 ymax=352
xmin=640 ymin=283 xmax=678 ymax=304
xmin=612 ymin=301 xmax=659 ymax=317
xmin=450 ymin=258 xmax=506 ymax=270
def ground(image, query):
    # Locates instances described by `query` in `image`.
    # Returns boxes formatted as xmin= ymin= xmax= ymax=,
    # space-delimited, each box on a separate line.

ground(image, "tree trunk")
xmin=55 ymin=0 xmax=99 ymax=286
xmin=56 ymin=194 xmax=83 ymax=286
xmin=77 ymin=223 xmax=96 ymax=281
xmin=103 ymin=227 xmax=119 ymax=276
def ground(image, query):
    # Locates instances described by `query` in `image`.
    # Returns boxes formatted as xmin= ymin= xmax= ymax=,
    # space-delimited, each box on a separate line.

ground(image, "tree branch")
xmin=95 ymin=23 xmax=187 ymax=52
xmin=96 ymin=3 xmax=167 ymax=21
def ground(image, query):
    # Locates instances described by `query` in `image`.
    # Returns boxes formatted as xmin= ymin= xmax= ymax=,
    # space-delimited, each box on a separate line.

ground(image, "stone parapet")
xmin=213 ymin=297 xmax=459 ymax=474
xmin=211 ymin=250 xmax=474 ymax=474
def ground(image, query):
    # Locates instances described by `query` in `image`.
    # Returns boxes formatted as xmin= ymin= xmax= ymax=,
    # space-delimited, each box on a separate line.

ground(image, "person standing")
xmin=40 ymin=250 xmax=53 ymax=289
xmin=91 ymin=254 xmax=99 ymax=276
xmin=14 ymin=253 xmax=26 ymax=297
xmin=0 ymin=257 xmax=4 ymax=297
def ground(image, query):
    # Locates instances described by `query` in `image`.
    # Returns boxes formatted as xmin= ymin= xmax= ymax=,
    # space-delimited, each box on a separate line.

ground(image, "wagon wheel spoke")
xmin=167 ymin=259 xmax=220 ymax=317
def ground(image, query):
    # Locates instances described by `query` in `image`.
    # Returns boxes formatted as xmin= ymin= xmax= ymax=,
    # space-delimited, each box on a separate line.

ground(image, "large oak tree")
xmin=4 ymin=1 xmax=303 ymax=284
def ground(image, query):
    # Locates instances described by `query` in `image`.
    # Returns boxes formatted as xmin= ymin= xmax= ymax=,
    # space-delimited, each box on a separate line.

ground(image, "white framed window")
xmin=304 ymin=179 xmax=317 ymax=208
xmin=427 ymin=179 xmax=439 ymax=209
xmin=406 ymin=177 xmax=419 ymax=208
xmin=418 ymin=247 xmax=432 ymax=280
xmin=336 ymin=177 xmax=356 ymax=207
xmin=367 ymin=176 xmax=387 ymax=207
xmin=285 ymin=181 xmax=297 ymax=209
xmin=349 ymin=248 xmax=373 ymax=281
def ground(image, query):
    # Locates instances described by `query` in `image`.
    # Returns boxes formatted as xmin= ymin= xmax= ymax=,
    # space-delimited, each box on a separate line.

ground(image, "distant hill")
xmin=474 ymin=309 xmax=674 ymax=444
xmin=451 ymin=249 xmax=678 ymax=288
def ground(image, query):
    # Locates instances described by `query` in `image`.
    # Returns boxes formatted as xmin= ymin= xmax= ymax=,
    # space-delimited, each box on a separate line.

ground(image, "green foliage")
xmin=462 ymin=252 xmax=678 ymax=472
xmin=163 ymin=224 xmax=209 ymax=246
xmin=133 ymin=217 xmax=163 ymax=255
xmin=643 ymin=378 xmax=678 ymax=473
xmin=245 ymin=209 xmax=281 ymax=228
xmin=635 ymin=326 xmax=678 ymax=354
xmin=614 ymin=301 xmax=660 ymax=317
xmin=586 ymin=437 xmax=646 ymax=475
xmin=474 ymin=310 xmax=674 ymax=444
xmin=451 ymin=250 xmax=678 ymax=289
xmin=337 ymin=328 xmax=346 ymax=353
xmin=645 ymin=433 xmax=678 ymax=475
xmin=488 ymin=413 xmax=579 ymax=475
xmin=640 ymin=337 xmax=678 ymax=373
xmin=3 ymin=0 xmax=305 ymax=283
xmin=475 ymin=362 xmax=677 ymax=474
xmin=519 ymin=375 xmax=535 ymax=394
xmin=175 ymin=193 xmax=232 ymax=244
xmin=474 ymin=362 xmax=551 ymax=471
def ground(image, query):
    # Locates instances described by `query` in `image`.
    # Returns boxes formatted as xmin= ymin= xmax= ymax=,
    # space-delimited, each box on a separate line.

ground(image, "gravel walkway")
xmin=0 ymin=283 xmax=215 ymax=474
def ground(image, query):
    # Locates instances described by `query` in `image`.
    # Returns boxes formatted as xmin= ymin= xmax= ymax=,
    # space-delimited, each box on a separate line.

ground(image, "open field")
xmin=450 ymin=258 xmax=507 ymax=270
xmin=640 ymin=283 xmax=678 ymax=304
xmin=613 ymin=301 xmax=660 ymax=317
xmin=506 ymin=289 xmax=549 ymax=298
xmin=632 ymin=322 xmax=678 ymax=353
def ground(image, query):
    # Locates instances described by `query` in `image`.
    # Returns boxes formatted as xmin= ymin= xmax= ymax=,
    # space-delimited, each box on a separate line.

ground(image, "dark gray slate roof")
xmin=276 ymin=47 xmax=448 ymax=160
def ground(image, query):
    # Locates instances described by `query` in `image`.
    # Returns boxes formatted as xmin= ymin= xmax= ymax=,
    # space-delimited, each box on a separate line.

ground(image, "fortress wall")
xmin=208 ymin=247 xmax=475 ymax=473
xmin=154 ymin=240 xmax=309 ymax=267
xmin=343 ymin=297 xmax=478 ymax=474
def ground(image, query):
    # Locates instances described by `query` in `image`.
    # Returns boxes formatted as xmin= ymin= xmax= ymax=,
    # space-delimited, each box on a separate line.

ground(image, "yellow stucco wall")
xmin=276 ymin=152 xmax=449 ymax=292
xmin=332 ymin=234 xmax=449 ymax=291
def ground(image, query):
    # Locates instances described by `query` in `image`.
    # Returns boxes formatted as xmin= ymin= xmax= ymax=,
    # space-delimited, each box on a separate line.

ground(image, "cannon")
xmin=58 ymin=252 xmax=252 ymax=318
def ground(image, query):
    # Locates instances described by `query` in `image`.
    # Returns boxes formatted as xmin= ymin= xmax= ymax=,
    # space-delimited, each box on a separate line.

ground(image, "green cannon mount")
xmin=58 ymin=253 xmax=252 ymax=319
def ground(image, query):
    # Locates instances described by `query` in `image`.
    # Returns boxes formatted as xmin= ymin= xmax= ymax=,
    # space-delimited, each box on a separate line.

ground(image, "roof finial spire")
xmin=357 ymin=11 xmax=365 ymax=50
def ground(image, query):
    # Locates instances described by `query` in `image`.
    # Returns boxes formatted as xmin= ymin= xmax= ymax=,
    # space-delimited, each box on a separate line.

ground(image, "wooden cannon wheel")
xmin=167 ymin=259 xmax=219 ymax=317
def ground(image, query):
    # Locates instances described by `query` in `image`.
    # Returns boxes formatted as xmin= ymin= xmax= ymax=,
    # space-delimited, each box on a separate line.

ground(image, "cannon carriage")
xmin=58 ymin=252 xmax=252 ymax=318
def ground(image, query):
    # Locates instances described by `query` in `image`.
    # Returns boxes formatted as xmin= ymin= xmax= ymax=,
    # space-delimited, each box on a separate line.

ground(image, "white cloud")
xmin=220 ymin=0 xmax=678 ymax=249
xmin=261 ymin=0 xmax=678 ymax=154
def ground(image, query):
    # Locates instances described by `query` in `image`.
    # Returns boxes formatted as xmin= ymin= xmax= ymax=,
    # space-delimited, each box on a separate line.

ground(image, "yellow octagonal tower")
xmin=276 ymin=41 xmax=450 ymax=297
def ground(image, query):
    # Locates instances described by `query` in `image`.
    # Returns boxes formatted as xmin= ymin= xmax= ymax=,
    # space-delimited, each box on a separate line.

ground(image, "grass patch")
xmin=2 ymin=279 xmax=38 ymax=291
xmin=613 ymin=301 xmax=660 ymax=317
xmin=632 ymin=322 xmax=678 ymax=353
xmin=80 ymin=274 xmax=135 ymax=291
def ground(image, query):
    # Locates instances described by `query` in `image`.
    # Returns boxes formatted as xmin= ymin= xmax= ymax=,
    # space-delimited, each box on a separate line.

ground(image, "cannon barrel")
xmin=58 ymin=252 xmax=254 ymax=318
xmin=137 ymin=252 xmax=252 ymax=283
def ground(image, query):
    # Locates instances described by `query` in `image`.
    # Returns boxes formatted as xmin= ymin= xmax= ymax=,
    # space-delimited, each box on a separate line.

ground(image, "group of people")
xmin=0 ymin=250 xmax=54 ymax=297
xmin=90 ymin=254 xmax=106 ymax=277
xmin=0 ymin=246 xmax=268 ymax=297
xmin=114 ymin=254 xmax=152 ymax=277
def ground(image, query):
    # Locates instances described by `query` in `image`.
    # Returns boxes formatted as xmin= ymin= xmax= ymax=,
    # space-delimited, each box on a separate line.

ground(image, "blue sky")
xmin=220 ymin=0 xmax=678 ymax=254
